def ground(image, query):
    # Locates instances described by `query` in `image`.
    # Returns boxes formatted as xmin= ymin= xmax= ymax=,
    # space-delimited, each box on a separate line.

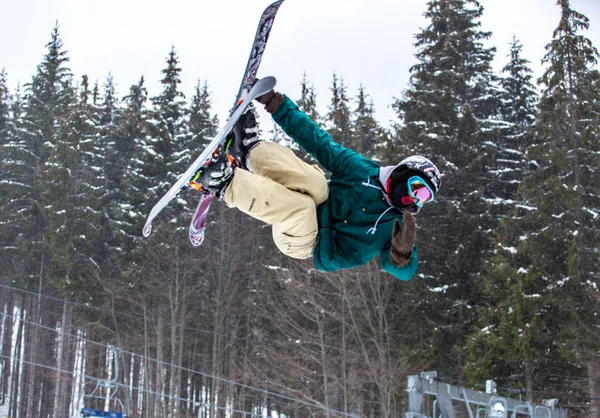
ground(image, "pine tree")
xmin=22 ymin=22 xmax=74 ymax=161
xmin=326 ymin=73 xmax=352 ymax=147
xmin=394 ymin=0 xmax=500 ymax=165
xmin=463 ymin=217 xmax=567 ymax=400
xmin=463 ymin=37 xmax=543 ymax=397
xmin=41 ymin=74 xmax=106 ymax=298
xmin=182 ymin=78 xmax=219 ymax=188
xmin=77 ymin=75 xmax=111 ymax=270
xmin=96 ymin=73 xmax=122 ymax=205
xmin=297 ymin=72 xmax=320 ymax=123
xmin=148 ymin=45 xmax=187 ymax=184
xmin=0 ymin=69 xmax=20 ymax=280
xmin=119 ymin=46 xmax=193 ymax=258
xmin=293 ymin=73 xmax=319 ymax=157
xmin=110 ymin=76 xmax=147 ymax=194
xmin=0 ymin=69 xmax=9 ymax=135
xmin=392 ymin=0 xmax=504 ymax=377
xmin=352 ymin=85 xmax=382 ymax=159
xmin=466 ymin=1 xmax=600 ymax=412
xmin=485 ymin=37 xmax=540 ymax=217
xmin=528 ymin=0 xmax=600 ymax=411
xmin=187 ymin=79 xmax=218 ymax=152
xmin=0 ymin=69 xmax=12 ymax=175
xmin=1 ymin=23 xmax=75 ymax=290
xmin=124 ymin=46 xmax=187 ymax=228
xmin=501 ymin=37 xmax=539 ymax=129
xmin=498 ymin=36 xmax=539 ymax=180
xmin=99 ymin=73 xmax=117 ymax=126
xmin=113 ymin=77 xmax=150 ymax=259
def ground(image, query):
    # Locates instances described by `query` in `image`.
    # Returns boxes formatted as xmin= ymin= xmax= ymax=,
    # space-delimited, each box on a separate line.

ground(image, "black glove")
xmin=390 ymin=212 xmax=417 ymax=267
xmin=256 ymin=90 xmax=284 ymax=114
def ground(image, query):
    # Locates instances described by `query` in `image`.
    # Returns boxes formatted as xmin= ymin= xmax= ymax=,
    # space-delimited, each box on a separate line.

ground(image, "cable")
xmin=0 ymin=311 xmax=360 ymax=418
xmin=0 ymin=353 xmax=273 ymax=418
xmin=0 ymin=282 xmax=350 ymax=361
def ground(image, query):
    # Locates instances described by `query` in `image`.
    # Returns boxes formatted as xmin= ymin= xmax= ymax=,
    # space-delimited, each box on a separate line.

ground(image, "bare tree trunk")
xmin=0 ymin=291 xmax=15 ymax=406
xmin=168 ymin=249 xmax=181 ymax=418
xmin=155 ymin=310 xmax=165 ymax=417
xmin=316 ymin=306 xmax=331 ymax=417
xmin=176 ymin=297 xmax=186 ymax=417
xmin=69 ymin=329 xmax=86 ymax=418
xmin=26 ymin=250 xmax=45 ymax=417
xmin=589 ymin=355 xmax=600 ymax=418
xmin=142 ymin=301 xmax=153 ymax=418
xmin=341 ymin=264 xmax=408 ymax=418
xmin=340 ymin=281 xmax=349 ymax=415
xmin=210 ymin=292 xmax=222 ymax=418
xmin=9 ymin=304 xmax=25 ymax=418
xmin=524 ymin=359 xmax=534 ymax=405
xmin=52 ymin=299 xmax=69 ymax=417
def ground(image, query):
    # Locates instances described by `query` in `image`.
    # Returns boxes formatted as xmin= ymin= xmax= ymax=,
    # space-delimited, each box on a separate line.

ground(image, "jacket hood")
xmin=378 ymin=163 xmax=425 ymax=215
xmin=378 ymin=164 xmax=402 ymax=206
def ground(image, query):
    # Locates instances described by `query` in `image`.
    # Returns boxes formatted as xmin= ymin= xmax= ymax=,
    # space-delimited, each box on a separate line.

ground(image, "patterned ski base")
xmin=142 ymin=76 xmax=276 ymax=239
xmin=188 ymin=193 xmax=214 ymax=246
xmin=186 ymin=0 xmax=285 ymax=246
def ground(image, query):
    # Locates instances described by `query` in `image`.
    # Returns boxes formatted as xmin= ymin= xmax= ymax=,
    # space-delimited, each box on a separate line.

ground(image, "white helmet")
xmin=397 ymin=155 xmax=441 ymax=192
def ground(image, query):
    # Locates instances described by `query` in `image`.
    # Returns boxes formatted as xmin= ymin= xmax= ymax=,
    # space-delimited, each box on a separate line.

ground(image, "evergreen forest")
xmin=1 ymin=0 xmax=599 ymax=417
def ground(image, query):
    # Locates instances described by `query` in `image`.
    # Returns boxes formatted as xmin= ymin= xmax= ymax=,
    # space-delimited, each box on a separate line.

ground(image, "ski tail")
xmin=189 ymin=194 xmax=214 ymax=246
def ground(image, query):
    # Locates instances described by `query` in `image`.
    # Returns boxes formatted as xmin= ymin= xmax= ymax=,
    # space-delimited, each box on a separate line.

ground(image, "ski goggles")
xmin=401 ymin=176 xmax=434 ymax=207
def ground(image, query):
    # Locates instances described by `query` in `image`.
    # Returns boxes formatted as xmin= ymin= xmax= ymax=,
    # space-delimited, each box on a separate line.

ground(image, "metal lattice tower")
xmin=405 ymin=371 xmax=568 ymax=418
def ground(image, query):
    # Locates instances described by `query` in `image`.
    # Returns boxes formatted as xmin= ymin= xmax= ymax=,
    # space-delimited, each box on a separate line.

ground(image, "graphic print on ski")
xmin=142 ymin=77 xmax=276 ymax=239
xmin=141 ymin=0 xmax=284 ymax=240
xmin=187 ymin=0 xmax=285 ymax=246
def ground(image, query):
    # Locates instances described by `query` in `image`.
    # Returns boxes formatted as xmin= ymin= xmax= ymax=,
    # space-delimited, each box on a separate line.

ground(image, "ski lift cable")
xmin=0 ymin=353 xmax=359 ymax=418
xmin=0 ymin=283 xmax=349 ymax=360
xmin=0 ymin=312 xmax=361 ymax=418
xmin=0 ymin=353 xmax=281 ymax=418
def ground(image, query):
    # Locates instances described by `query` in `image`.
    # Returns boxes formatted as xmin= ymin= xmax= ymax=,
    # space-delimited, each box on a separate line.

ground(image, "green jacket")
xmin=272 ymin=96 xmax=418 ymax=281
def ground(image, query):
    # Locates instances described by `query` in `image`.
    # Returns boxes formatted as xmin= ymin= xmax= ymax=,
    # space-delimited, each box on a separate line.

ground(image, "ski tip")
xmin=258 ymin=76 xmax=276 ymax=91
xmin=142 ymin=222 xmax=152 ymax=238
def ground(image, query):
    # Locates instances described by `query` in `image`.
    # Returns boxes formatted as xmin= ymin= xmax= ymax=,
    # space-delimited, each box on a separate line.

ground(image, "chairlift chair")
xmin=80 ymin=347 xmax=128 ymax=418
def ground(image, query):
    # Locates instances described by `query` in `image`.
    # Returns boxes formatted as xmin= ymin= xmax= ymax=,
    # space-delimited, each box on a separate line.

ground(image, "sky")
xmin=1 ymin=0 xmax=599 ymax=129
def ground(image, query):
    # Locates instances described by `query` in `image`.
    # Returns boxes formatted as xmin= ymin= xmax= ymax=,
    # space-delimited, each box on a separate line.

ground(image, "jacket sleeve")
xmin=380 ymin=245 xmax=418 ymax=281
xmin=272 ymin=95 xmax=366 ymax=174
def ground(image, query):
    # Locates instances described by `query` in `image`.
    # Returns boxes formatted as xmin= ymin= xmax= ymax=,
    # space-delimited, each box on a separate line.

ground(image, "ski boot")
xmin=225 ymin=106 xmax=261 ymax=171
xmin=190 ymin=144 xmax=235 ymax=198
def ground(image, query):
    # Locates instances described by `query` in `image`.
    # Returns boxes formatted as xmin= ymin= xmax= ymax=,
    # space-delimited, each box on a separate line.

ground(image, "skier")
xmin=193 ymin=87 xmax=441 ymax=280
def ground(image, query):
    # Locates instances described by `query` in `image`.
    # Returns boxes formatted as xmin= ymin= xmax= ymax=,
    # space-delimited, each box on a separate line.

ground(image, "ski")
xmin=142 ymin=0 xmax=284 ymax=240
xmin=142 ymin=77 xmax=276 ymax=239
xmin=186 ymin=0 xmax=285 ymax=246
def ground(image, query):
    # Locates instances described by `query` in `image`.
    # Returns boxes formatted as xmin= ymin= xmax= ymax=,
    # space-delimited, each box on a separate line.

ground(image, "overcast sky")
xmin=1 ymin=0 xmax=599 ymax=128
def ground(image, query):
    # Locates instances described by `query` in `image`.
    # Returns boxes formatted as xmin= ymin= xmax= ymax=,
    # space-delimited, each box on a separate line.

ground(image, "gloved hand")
xmin=256 ymin=89 xmax=284 ymax=114
xmin=390 ymin=212 xmax=417 ymax=267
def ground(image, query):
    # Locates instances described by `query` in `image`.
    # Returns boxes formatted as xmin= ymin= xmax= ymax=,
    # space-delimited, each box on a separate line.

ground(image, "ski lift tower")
xmin=405 ymin=371 xmax=568 ymax=418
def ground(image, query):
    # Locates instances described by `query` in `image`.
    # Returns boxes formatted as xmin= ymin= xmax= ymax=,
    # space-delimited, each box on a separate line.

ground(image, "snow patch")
xmin=430 ymin=284 xmax=449 ymax=293
xmin=500 ymin=245 xmax=517 ymax=254
xmin=265 ymin=265 xmax=288 ymax=272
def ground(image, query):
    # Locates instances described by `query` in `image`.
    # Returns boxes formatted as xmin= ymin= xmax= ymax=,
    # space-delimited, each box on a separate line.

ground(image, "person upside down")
xmin=192 ymin=84 xmax=442 ymax=281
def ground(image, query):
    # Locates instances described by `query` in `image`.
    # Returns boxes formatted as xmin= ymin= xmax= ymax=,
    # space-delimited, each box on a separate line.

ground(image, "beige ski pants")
xmin=223 ymin=142 xmax=329 ymax=259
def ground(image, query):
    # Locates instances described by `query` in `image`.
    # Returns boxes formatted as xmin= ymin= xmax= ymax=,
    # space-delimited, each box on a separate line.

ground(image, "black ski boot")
xmin=190 ymin=144 xmax=235 ymax=198
xmin=226 ymin=106 xmax=261 ymax=171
